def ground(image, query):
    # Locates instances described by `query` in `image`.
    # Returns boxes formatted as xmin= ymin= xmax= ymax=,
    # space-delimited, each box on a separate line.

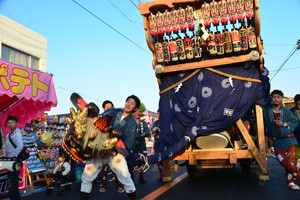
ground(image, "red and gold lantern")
xmin=210 ymin=0 xmax=220 ymax=25
xmin=245 ymin=0 xmax=254 ymax=19
xmin=219 ymin=0 xmax=228 ymax=25
xmin=227 ymin=0 xmax=237 ymax=22
xmin=178 ymin=7 xmax=187 ymax=32
xmin=236 ymin=0 xmax=245 ymax=21
xmin=156 ymin=11 xmax=165 ymax=35
xmin=149 ymin=12 xmax=157 ymax=36
xmin=164 ymin=10 xmax=172 ymax=35
xmin=171 ymin=9 xmax=179 ymax=34
xmin=201 ymin=2 xmax=211 ymax=27
xmin=185 ymin=5 xmax=195 ymax=31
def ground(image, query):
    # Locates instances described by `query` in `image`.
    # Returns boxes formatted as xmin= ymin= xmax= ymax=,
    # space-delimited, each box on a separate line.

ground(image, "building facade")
xmin=0 ymin=15 xmax=47 ymax=72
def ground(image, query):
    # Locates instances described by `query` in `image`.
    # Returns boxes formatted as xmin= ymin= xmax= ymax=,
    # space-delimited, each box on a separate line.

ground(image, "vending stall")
xmin=0 ymin=59 xmax=57 ymax=196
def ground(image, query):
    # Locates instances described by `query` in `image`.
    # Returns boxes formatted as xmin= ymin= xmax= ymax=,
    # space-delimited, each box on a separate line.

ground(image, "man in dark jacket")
xmin=80 ymin=95 xmax=140 ymax=200
xmin=290 ymin=94 xmax=300 ymax=166
xmin=264 ymin=90 xmax=300 ymax=190
xmin=5 ymin=116 xmax=23 ymax=200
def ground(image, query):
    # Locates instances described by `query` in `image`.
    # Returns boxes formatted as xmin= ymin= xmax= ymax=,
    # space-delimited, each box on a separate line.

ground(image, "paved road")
xmin=16 ymin=156 xmax=300 ymax=200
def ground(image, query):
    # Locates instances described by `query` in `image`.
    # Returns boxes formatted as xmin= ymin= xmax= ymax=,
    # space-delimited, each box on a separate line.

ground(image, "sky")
xmin=0 ymin=0 xmax=299 ymax=115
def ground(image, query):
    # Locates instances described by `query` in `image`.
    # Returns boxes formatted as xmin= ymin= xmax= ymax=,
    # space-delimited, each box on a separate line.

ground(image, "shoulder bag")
xmin=9 ymin=133 xmax=30 ymax=161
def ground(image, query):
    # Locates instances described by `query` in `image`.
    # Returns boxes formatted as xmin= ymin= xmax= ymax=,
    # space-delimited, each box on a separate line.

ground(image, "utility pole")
xmin=297 ymin=39 xmax=300 ymax=49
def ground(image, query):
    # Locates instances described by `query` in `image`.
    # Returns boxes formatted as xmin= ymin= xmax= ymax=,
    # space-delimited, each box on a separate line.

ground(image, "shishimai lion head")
xmin=62 ymin=93 xmax=121 ymax=162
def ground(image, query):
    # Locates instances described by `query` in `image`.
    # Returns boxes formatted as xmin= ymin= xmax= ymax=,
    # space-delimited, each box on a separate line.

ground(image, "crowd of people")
xmin=2 ymin=89 xmax=300 ymax=200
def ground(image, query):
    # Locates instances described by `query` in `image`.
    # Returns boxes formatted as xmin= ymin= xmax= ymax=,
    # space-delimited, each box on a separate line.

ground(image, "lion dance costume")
xmin=62 ymin=93 xmax=146 ymax=200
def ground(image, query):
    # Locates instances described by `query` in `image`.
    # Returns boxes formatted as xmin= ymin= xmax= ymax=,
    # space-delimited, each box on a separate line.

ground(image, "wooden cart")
xmin=138 ymin=0 xmax=270 ymax=181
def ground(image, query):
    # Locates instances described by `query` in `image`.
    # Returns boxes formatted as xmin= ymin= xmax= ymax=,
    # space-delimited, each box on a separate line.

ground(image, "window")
xmin=1 ymin=44 xmax=39 ymax=70
xmin=31 ymin=56 xmax=39 ymax=70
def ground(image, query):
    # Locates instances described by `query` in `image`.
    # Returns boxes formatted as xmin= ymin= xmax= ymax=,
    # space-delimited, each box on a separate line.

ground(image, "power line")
xmin=269 ymin=66 xmax=300 ymax=73
xmin=264 ymin=43 xmax=295 ymax=47
xmin=55 ymin=85 xmax=102 ymax=103
xmin=106 ymin=0 xmax=139 ymax=24
xmin=129 ymin=0 xmax=139 ymax=10
xmin=71 ymin=0 xmax=150 ymax=55
xmin=270 ymin=44 xmax=298 ymax=81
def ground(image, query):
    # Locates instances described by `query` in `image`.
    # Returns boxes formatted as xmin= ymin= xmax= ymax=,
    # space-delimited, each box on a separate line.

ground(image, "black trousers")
xmin=8 ymin=170 xmax=21 ymax=200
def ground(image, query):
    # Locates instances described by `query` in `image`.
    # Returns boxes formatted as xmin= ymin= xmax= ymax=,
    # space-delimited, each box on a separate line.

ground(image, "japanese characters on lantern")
xmin=147 ymin=0 xmax=258 ymax=66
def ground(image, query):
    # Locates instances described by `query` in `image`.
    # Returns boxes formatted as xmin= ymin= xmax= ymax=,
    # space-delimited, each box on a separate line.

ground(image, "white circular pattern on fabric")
xmin=170 ymin=124 xmax=173 ymax=132
xmin=191 ymin=126 xmax=200 ymax=136
xmin=158 ymin=153 xmax=162 ymax=162
xmin=202 ymin=87 xmax=212 ymax=98
xmin=221 ymin=78 xmax=230 ymax=88
xmin=179 ymin=72 xmax=185 ymax=77
xmin=198 ymin=72 xmax=204 ymax=82
xmin=188 ymin=96 xmax=197 ymax=108
xmin=170 ymin=99 xmax=173 ymax=109
xmin=174 ymin=103 xmax=181 ymax=112
xmin=244 ymin=81 xmax=252 ymax=88
xmin=184 ymin=136 xmax=191 ymax=142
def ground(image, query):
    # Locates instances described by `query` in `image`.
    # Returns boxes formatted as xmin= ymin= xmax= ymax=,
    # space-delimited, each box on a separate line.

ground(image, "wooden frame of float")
xmin=138 ymin=0 xmax=269 ymax=180
xmin=172 ymin=105 xmax=269 ymax=180
xmin=139 ymin=0 xmax=263 ymax=73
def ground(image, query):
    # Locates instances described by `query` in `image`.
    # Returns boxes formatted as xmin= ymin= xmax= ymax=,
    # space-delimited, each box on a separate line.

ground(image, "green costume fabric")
xmin=133 ymin=120 xmax=150 ymax=155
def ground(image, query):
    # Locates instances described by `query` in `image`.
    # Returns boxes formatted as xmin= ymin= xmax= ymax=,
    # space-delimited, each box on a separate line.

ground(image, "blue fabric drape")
xmin=147 ymin=61 xmax=270 ymax=164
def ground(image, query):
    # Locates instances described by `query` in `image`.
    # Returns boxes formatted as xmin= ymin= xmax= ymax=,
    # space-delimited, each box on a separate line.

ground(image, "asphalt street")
xmin=8 ymin=156 xmax=299 ymax=200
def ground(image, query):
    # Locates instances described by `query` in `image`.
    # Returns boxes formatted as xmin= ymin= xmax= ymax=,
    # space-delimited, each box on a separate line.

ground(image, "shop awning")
xmin=0 ymin=59 xmax=57 ymax=135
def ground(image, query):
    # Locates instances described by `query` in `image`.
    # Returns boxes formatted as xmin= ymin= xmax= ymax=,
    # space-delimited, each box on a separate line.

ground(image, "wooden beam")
xmin=255 ymin=105 xmax=267 ymax=158
xmin=188 ymin=154 xmax=197 ymax=165
xmin=173 ymin=149 xmax=253 ymax=160
xmin=229 ymin=153 xmax=238 ymax=164
xmin=161 ymin=54 xmax=251 ymax=73
xmin=138 ymin=0 xmax=204 ymax=15
xmin=139 ymin=0 xmax=175 ymax=15
xmin=236 ymin=119 xmax=268 ymax=175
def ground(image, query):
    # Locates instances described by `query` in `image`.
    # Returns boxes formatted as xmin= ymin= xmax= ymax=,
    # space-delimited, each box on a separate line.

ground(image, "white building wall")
xmin=0 ymin=15 xmax=47 ymax=72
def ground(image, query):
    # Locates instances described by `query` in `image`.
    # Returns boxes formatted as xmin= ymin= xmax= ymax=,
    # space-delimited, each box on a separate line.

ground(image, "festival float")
xmin=138 ymin=0 xmax=270 ymax=181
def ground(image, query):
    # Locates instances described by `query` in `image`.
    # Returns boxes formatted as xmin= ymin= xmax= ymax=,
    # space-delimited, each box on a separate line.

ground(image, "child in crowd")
xmin=52 ymin=149 xmax=71 ymax=186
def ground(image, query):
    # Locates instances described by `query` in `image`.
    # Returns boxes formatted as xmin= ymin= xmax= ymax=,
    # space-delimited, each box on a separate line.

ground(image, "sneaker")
xmin=109 ymin=175 xmax=116 ymax=182
xmin=241 ymin=143 xmax=248 ymax=149
xmin=117 ymin=187 xmax=125 ymax=193
xmin=162 ymin=176 xmax=172 ymax=182
xmin=288 ymin=182 xmax=300 ymax=190
xmin=99 ymin=188 xmax=106 ymax=192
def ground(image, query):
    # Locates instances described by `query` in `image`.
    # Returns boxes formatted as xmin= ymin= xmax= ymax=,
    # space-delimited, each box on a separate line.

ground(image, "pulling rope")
xmin=206 ymin=68 xmax=262 ymax=83
xmin=159 ymin=69 xmax=201 ymax=95
xmin=159 ymin=68 xmax=262 ymax=95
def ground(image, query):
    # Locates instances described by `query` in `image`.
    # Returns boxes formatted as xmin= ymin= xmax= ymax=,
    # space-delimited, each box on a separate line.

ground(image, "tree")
xmin=139 ymin=102 xmax=146 ymax=112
